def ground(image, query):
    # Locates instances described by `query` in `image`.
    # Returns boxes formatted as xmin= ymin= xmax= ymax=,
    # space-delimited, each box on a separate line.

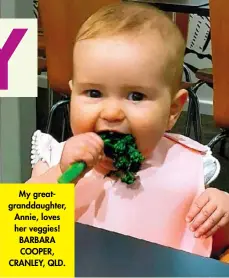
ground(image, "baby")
xmin=28 ymin=2 xmax=229 ymax=257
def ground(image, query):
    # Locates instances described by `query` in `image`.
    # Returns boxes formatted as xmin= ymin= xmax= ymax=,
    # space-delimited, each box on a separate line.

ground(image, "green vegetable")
xmin=58 ymin=131 xmax=144 ymax=185
xmin=99 ymin=132 xmax=144 ymax=184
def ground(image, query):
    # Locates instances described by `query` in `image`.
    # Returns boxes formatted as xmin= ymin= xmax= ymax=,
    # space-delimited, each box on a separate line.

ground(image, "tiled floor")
xmin=38 ymin=87 xmax=229 ymax=192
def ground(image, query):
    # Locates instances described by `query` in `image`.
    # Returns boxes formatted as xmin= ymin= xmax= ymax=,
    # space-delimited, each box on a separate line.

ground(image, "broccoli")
xmin=98 ymin=131 xmax=145 ymax=185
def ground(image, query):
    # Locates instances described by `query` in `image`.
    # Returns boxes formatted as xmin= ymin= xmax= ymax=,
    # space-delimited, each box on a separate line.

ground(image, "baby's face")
xmin=70 ymin=35 xmax=186 ymax=158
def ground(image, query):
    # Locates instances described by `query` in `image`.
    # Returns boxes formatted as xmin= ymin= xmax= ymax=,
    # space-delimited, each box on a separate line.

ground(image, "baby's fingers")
xmin=82 ymin=137 xmax=104 ymax=164
xmin=202 ymin=214 xmax=229 ymax=238
xmin=186 ymin=191 xmax=210 ymax=223
xmin=189 ymin=201 xmax=217 ymax=233
xmin=86 ymin=132 xmax=104 ymax=154
xmin=194 ymin=209 xmax=225 ymax=238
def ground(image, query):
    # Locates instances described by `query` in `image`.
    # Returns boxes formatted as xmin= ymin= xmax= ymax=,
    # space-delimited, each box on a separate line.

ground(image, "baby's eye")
xmin=85 ymin=90 xmax=102 ymax=98
xmin=128 ymin=92 xmax=144 ymax=101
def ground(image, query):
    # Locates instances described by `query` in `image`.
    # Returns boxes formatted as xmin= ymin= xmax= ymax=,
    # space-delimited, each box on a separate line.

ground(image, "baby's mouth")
xmin=97 ymin=130 xmax=127 ymax=138
xmin=97 ymin=130 xmax=128 ymax=158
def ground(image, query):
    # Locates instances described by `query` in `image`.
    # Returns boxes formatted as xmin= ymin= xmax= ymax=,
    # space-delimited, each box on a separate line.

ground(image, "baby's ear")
xmin=167 ymin=89 xmax=188 ymax=131
xmin=69 ymin=80 xmax=73 ymax=91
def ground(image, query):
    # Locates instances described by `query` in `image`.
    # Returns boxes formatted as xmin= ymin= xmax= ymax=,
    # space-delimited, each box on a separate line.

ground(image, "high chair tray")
xmin=75 ymin=223 xmax=229 ymax=277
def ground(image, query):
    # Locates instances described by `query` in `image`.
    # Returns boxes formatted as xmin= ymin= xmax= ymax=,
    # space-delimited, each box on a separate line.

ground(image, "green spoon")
xmin=57 ymin=161 xmax=86 ymax=183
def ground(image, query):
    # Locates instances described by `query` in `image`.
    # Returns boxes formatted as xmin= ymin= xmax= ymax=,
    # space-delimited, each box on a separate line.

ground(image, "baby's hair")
xmin=75 ymin=2 xmax=186 ymax=93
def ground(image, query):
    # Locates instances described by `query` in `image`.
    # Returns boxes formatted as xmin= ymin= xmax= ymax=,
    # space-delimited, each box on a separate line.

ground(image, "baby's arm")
xmin=26 ymin=161 xmax=61 ymax=184
xmin=186 ymin=188 xmax=229 ymax=255
xmin=28 ymin=131 xmax=104 ymax=184
xmin=26 ymin=161 xmax=91 ymax=221
xmin=31 ymin=161 xmax=49 ymax=177
xmin=27 ymin=132 xmax=105 ymax=222
xmin=185 ymin=149 xmax=229 ymax=253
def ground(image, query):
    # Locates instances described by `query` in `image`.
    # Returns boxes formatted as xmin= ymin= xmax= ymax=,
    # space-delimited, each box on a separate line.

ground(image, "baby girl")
xmin=28 ymin=2 xmax=229 ymax=257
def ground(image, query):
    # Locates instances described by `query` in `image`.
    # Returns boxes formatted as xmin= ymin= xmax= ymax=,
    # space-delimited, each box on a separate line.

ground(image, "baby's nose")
xmin=100 ymin=99 xmax=125 ymax=122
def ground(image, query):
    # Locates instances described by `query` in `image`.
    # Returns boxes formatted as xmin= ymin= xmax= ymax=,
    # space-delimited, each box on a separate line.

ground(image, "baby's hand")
xmin=60 ymin=132 xmax=104 ymax=174
xmin=186 ymin=188 xmax=229 ymax=238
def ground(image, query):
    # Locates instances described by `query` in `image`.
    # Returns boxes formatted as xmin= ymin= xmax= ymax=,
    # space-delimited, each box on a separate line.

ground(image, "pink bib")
xmin=75 ymin=134 xmax=212 ymax=257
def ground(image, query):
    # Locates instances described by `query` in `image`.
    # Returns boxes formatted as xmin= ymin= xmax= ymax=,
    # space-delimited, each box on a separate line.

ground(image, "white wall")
xmin=0 ymin=0 xmax=36 ymax=182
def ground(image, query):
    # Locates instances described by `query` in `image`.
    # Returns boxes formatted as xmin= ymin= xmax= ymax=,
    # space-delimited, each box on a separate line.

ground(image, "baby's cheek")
xmin=71 ymin=116 xmax=93 ymax=135
xmin=70 ymin=106 xmax=95 ymax=135
xmin=134 ymin=123 xmax=166 ymax=155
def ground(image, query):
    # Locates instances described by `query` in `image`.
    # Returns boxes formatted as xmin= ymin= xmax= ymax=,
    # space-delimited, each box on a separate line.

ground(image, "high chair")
xmin=38 ymin=0 xmax=117 ymax=140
